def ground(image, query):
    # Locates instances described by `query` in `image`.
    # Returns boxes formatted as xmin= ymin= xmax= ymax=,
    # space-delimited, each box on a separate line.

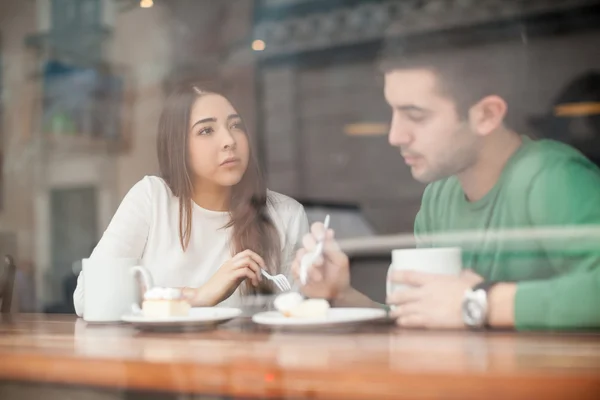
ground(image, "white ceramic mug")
xmin=82 ymin=258 xmax=141 ymax=322
xmin=386 ymin=247 xmax=463 ymax=298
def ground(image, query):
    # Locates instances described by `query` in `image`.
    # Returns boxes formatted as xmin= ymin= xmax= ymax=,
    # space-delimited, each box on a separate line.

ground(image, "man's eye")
xmin=408 ymin=114 xmax=427 ymax=123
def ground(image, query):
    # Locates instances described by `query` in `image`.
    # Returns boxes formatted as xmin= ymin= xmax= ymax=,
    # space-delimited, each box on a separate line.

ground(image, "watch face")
xmin=465 ymin=300 xmax=484 ymax=323
xmin=463 ymin=289 xmax=488 ymax=327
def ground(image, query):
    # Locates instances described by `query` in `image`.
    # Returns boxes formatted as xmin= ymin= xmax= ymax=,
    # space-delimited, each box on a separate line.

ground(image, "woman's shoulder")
xmin=266 ymin=190 xmax=305 ymax=215
xmin=266 ymin=190 xmax=309 ymax=249
xmin=127 ymin=175 xmax=175 ymax=202
xmin=266 ymin=190 xmax=307 ymax=229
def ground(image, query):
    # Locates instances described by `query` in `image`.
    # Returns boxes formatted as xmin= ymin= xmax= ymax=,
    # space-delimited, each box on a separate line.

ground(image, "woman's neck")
xmin=191 ymin=181 xmax=231 ymax=212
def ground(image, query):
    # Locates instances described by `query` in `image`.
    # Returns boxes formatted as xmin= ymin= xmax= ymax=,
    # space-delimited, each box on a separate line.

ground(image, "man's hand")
xmin=387 ymin=269 xmax=483 ymax=329
xmin=291 ymin=222 xmax=351 ymax=300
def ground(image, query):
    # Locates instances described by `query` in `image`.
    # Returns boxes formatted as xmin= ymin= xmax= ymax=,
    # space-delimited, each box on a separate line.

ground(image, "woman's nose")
xmin=221 ymin=128 xmax=236 ymax=149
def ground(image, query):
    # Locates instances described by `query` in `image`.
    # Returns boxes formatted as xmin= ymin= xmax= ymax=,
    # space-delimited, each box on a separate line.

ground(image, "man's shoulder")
xmin=529 ymin=137 xmax=587 ymax=159
xmin=506 ymin=138 xmax=600 ymax=190
xmin=519 ymin=140 xmax=600 ymax=227
xmin=516 ymin=137 xmax=595 ymax=172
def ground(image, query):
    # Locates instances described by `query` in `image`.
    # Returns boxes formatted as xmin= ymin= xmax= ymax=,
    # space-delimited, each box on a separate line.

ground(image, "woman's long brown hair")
xmin=156 ymin=84 xmax=281 ymax=295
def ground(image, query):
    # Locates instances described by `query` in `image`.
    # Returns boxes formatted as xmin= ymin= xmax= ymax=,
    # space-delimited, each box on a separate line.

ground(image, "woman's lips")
xmin=220 ymin=157 xmax=240 ymax=166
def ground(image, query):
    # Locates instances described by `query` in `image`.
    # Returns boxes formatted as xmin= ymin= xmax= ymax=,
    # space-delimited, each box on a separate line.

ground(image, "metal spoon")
xmin=300 ymin=214 xmax=330 ymax=285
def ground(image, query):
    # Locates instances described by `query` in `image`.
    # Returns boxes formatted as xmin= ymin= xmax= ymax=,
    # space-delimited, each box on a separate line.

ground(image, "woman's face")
xmin=187 ymin=94 xmax=250 ymax=188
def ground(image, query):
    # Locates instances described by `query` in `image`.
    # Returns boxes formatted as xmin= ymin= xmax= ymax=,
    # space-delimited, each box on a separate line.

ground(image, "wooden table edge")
xmin=1 ymin=351 xmax=599 ymax=400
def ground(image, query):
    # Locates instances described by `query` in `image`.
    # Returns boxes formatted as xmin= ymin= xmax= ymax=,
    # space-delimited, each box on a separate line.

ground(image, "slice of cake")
xmin=274 ymin=292 xmax=330 ymax=318
xmin=287 ymin=299 xmax=330 ymax=318
xmin=274 ymin=292 xmax=304 ymax=317
xmin=142 ymin=287 xmax=191 ymax=318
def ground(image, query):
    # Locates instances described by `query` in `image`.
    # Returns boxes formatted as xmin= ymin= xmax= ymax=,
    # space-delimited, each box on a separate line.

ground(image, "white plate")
xmin=121 ymin=307 xmax=242 ymax=331
xmin=252 ymin=308 xmax=387 ymax=329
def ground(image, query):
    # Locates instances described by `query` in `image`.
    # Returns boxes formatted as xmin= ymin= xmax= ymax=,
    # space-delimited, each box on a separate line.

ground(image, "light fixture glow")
xmin=344 ymin=123 xmax=388 ymax=136
xmin=554 ymin=102 xmax=600 ymax=117
xmin=140 ymin=0 xmax=153 ymax=8
xmin=252 ymin=39 xmax=266 ymax=51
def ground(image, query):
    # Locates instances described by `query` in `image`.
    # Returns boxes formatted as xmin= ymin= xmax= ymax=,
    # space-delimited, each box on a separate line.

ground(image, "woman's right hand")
xmin=192 ymin=250 xmax=265 ymax=306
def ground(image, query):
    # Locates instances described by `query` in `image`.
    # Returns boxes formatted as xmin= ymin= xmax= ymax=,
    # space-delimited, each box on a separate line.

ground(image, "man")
xmin=292 ymin=47 xmax=600 ymax=330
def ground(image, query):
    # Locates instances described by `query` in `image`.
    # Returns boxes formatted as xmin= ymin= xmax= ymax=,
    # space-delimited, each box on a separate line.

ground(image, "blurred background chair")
xmin=0 ymin=255 xmax=17 ymax=313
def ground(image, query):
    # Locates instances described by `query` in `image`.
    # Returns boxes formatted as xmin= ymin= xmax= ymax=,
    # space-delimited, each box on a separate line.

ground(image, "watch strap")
xmin=472 ymin=281 xmax=498 ymax=294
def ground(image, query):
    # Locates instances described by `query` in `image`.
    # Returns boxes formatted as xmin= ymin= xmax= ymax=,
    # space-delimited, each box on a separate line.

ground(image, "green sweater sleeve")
xmin=516 ymin=159 xmax=600 ymax=330
xmin=516 ymin=268 xmax=600 ymax=330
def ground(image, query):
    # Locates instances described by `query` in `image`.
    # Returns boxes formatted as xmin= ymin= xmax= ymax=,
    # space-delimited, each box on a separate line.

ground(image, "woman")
xmin=74 ymin=84 xmax=308 ymax=315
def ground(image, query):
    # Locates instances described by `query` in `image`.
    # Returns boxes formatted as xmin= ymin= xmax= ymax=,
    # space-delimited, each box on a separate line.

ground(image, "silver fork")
xmin=261 ymin=269 xmax=292 ymax=292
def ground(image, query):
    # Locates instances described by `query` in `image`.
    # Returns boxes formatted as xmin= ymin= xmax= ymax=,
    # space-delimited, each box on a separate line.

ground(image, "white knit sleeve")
xmin=74 ymin=177 xmax=153 ymax=317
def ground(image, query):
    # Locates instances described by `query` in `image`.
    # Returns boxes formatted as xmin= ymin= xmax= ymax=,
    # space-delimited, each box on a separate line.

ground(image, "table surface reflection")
xmin=0 ymin=314 xmax=599 ymax=399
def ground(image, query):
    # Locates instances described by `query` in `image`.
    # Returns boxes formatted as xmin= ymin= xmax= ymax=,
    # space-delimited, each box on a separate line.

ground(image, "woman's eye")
xmin=230 ymin=122 xmax=246 ymax=131
xmin=198 ymin=127 xmax=213 ymax=136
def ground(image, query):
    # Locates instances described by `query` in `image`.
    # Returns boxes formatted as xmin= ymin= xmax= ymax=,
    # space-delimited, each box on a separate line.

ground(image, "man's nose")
xmin=388 ymin=118 xmax=412 ymax=147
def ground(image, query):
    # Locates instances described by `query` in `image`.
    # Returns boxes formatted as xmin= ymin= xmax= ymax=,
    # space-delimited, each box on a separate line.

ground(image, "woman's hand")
xmin=190 ymin=250 xmax=265 ymax=306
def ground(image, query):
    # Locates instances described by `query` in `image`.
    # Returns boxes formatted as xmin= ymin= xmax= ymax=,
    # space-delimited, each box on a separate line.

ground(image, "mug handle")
xmin=131 ymin=303 xmax=142 ymax=315
xmin=386 ymin=265 xmax=393 ymax=298
xmin=386 ymin=265 xmax=397 ymax=311
xmin=130 ymin=266 xmax=153 ymax=315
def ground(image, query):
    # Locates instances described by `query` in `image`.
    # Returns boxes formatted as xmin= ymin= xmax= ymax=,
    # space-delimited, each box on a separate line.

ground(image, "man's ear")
xmin=468 ymin=95 xmax=507 ymax=136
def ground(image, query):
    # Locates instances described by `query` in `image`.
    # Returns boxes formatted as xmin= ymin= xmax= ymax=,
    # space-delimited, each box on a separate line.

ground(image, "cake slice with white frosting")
xmin=142 ymin=288 xmax=191 ymax=318
xmin=274 ymin=292 xmax=330 ymax=318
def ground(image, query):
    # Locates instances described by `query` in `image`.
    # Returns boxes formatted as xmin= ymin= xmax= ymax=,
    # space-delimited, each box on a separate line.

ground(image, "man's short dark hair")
xmin=379 ymin=32 xmax=525 ymax=118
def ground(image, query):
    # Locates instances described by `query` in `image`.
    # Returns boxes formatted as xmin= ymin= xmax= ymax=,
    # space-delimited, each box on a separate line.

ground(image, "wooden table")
xmin=0 ymin=314 xmax=599 ymax=399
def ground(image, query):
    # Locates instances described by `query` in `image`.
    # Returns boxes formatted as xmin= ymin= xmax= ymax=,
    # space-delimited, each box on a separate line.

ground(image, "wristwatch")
xmin=462 ymin=281 xmax=497 ymax=328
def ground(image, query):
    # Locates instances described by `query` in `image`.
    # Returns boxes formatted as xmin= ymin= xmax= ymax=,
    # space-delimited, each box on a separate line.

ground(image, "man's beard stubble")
xmin=407 ymin=127 xmax=479 ymax=184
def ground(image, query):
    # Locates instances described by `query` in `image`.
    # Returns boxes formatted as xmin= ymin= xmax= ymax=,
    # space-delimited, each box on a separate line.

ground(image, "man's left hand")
xmin=387 ymin=270 xmax=483 ymax=329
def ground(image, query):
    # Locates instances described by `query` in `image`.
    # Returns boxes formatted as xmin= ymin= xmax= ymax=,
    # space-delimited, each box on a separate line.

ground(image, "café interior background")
xmin=1 ymin=0 xmax=599 ymax=310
